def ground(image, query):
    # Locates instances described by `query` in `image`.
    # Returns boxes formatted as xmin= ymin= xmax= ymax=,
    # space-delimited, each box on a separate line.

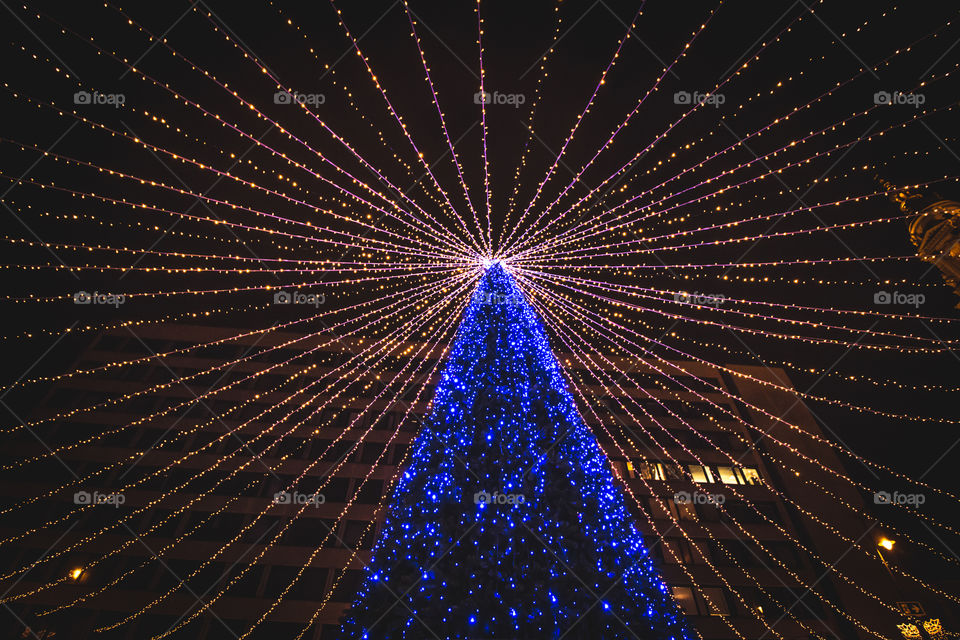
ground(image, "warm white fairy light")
xmin=0 ymin=2 xmax=956 ymax=638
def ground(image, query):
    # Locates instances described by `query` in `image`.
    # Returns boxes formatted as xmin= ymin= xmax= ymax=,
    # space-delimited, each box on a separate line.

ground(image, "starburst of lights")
xmin=1 ymin=2 xmax=959 ymax=639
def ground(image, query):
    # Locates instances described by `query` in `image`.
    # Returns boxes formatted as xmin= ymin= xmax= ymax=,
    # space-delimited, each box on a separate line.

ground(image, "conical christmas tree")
xmin=337 ymin=264 xmax=694 ymax=639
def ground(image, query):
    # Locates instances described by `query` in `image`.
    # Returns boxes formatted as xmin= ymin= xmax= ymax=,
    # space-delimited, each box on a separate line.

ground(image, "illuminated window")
xmin=715 ymin=466 xmax=740 ymax=485
xmin=671 ymin=586 xmax=698 ymax=615
xmin=740 ymin=467 xmax=762 ymax=485
xmin=688 ymin=464 xmax=714 ymax=483
xmin=639 ymin=462 xmax=665 ymax=481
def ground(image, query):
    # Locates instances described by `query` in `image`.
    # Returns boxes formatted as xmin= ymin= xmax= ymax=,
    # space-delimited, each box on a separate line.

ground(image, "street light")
xmin=875 ymin=536 xmax=901 ymax=592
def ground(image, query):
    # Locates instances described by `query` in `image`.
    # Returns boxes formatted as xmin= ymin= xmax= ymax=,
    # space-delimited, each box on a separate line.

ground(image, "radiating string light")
xmin=2 ymin=2 xmax=957 ymax=638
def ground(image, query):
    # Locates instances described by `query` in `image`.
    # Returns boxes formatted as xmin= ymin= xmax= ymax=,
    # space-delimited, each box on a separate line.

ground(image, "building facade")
xmin=0 ymin=323 xmax=942 ymax=639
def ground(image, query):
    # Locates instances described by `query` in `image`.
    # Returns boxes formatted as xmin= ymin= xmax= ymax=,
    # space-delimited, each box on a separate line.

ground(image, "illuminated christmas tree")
xmin=337 ymin=263 xmax=693 ymax=639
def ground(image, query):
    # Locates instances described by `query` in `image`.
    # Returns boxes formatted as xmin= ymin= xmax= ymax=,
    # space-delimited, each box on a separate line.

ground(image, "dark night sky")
xmin=2 ymin=0 xmax=959 ymax=575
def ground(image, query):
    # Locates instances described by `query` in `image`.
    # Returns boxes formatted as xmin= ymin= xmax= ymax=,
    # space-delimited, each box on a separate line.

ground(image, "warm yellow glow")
xmin=879 ymin=538 xmax=895 ymax=551
xmin=897 ymin=623 xmax=921 ymax=639
xmin=68 ymin=567 xmax=83 ymax=581
xmin=923 ymin=619 xmax=942 ymax=635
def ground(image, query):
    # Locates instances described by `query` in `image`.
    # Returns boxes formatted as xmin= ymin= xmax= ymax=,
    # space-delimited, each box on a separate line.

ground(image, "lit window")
xmin=715 ymin=466 xmax=740 ymax=485
xmin=741 ymin=467 xmax=762 ymax=485
xmin=688 ymin=464 xmax=714 ymax=483
xmin=671 ymin=586 xmax=698 ymax=615
xmin=639 ymin=462 xmax=665 ymax=481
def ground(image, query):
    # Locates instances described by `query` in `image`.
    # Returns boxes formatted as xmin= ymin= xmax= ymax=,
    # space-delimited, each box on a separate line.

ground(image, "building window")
xmin=663 ymin=539 xmax=694 ymax=564
xmin=715 ymin=466 xmax=740 ymax=485
xmin=695 ymin=501 xmax=722 ymax=522
xmin=671 ymin=586 xmax=698 ymax=615
xmin=671 ymin=585 xmax=731 ymax=616
xmin=740 ymin=467 xmax=762 ymax=485
xmin=670 ymin=498 xmax=698 ymax=522
xmin=688 ymin=464 xmax=714 ymax=483
xmin=701 ymin=587 xmax=731 ymax=616
xmin=638 ymin=461 xmax=665 ymax=481
xmin=611 ymin=459 xmax=627 ymax=479
xmin=662 ymin=463 xmax=685 ymax=480
xmin=648 ymin=497 xmax=672 ymax=520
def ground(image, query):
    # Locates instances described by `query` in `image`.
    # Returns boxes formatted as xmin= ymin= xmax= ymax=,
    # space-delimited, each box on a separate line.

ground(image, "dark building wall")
xmin=0 ymin=325 xmax=929 ymax=639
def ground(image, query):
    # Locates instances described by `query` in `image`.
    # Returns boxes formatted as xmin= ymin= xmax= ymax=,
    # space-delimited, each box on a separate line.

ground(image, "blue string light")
xmin=337 ymin=264 xmax=693 ymax=639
